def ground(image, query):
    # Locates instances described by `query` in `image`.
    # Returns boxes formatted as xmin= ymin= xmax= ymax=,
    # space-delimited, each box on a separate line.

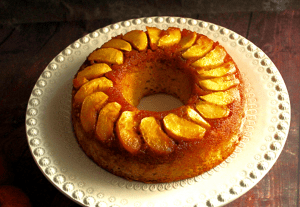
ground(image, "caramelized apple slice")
xmin=74 ymin=77 xmax=113 ymax=105
xmin=200 ymin=88 xmax=239 ymax=105
xmin=95 ymin=102 xmax=122 ymax=142
xmin=116 ymin=111 xmax=142 ymax=154
xmin=122 ymin=30 xmax=148 ymax=51
xmin=191 ymin=45 xmax=227 ymax=68
xmin=73 ymin=63 xmax=112 ymax=89
xmin=195 ymin=100 xmax=230 ymax=119
xmin=197 ymin=61 xmax=236 ymax=79
xmin=140 ymin=117 xmax=175 ymax=154
xmin=184 ymin=106 xmax=211 ymax=128
xmin=80 ymin=92 xmax=108 ymax=133
xmin=147 ymin=27 xmax=162 ymax=49
xmin=178 ymin=31 xmax=197 ymax=51
xmin=182 ymin=35 xmax=214 ymax=59
xmin=88 ymin=48 xmax=123 ymax=65
xmin=158 ymin=27 xmax=181 ymax=47
xmin=198 ymin=75 xmax=240 ymax=91
xmin=163 ymin=113 xmax=206 ymax=141
xmin=101 ymin=39 xmax=132 ymax=51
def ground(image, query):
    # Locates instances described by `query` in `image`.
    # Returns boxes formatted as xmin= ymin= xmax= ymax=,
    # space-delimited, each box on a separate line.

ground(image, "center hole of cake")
xmin=137 ymin=93 xmax=184 ymax=112
xmin=117 ymin=54 xmax=194 ymax=110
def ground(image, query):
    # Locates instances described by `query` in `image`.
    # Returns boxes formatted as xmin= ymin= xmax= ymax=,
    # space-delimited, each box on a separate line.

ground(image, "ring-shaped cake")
xmin=71 ymin=27 xmax=246 ymax=183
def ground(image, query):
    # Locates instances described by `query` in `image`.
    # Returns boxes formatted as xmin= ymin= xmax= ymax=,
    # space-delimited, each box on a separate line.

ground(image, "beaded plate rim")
xmin=26 ymin=16 xmax=291 ymax=207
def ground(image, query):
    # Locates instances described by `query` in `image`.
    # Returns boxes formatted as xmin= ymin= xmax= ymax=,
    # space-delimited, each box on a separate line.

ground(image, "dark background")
xmin=0 ymin=0 xmax=299 ymax=206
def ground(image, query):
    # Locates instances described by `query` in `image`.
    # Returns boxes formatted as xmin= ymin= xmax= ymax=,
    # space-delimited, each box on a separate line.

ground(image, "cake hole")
xmin=137 ymin=94 xmax=184 ymax=112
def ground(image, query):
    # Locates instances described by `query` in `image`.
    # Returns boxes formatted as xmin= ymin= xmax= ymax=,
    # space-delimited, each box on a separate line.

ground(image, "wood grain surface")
xmin=0 ymin=5 xmax=299 ymax=207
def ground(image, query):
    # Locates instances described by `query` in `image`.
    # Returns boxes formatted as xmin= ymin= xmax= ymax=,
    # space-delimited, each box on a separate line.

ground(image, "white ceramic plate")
xmin=26 ymin=17 xmax=291 ymax=207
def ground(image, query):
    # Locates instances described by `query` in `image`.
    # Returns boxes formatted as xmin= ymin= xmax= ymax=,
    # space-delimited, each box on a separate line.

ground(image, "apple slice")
xmin=198 ymin=75 xmax=240 ymax=91
xmin=116 ymin=111 xmax=142 ymax=154
xmin=88 ymin=48 xmax=123 ymax=65
xmin=0 ymin=186 xmax=32 ymax=207
xmin=74 ymin=77 xmax=113 ymax=105
xmin=73 ymin=63 xmax=112 ymax=89
xmin=195 ymin=100 xmax=230 ymax=119
xmin=197 ymin=61 xmax=236 ymax=79
xmin=163 ymin=113 xmax=206 ymax=141
xmin=178 ymin=31 xmax=197 ymax=51
xmin=191 ymin=45 xmax=227 ymax=68
xmin=182 ymin=35 xmax=214 ymax=59
xmin=101 ymin=39 xmax=132 ymax=51
xmin=147 ymin=27 xmax=162 ymax=49
xmin=122 ymin=30 xmax=148 ymax=51
xmin=200 ymin=88 xmax=239 ymax=105
xmin=80 ymin=92 xmax=108 ymax=133
xmin=184 ymin=106 xmax=211 ymax=128
xmin=139 ymin=117 xmax=175 ymax=154
xmin=95 ymin=102 xmax=122 ymax=143
xmin=157 ymin=27 xmax=181 ymax=47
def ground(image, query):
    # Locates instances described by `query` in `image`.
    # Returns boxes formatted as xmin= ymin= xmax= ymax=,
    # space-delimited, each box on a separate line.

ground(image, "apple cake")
xmin=72 ymin=27 xmax=246 ymax=183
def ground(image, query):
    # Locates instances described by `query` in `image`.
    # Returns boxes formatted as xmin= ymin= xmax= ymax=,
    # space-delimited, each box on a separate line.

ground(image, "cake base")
xmin=72 ymin=102 xmax=245 ymax=183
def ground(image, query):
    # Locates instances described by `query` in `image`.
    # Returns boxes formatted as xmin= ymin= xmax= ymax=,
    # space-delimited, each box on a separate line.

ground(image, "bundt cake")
xmin=71 ymin=27 xmax=246 ymax=183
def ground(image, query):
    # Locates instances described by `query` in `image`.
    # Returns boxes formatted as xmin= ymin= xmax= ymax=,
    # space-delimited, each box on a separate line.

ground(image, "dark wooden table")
xmin=0 ymin=1 xmax=299 ymax=206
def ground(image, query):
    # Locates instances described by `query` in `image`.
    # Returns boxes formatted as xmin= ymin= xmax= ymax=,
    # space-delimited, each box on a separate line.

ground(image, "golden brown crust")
xmin=71 ymin=27 xmax=246 ymax=183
